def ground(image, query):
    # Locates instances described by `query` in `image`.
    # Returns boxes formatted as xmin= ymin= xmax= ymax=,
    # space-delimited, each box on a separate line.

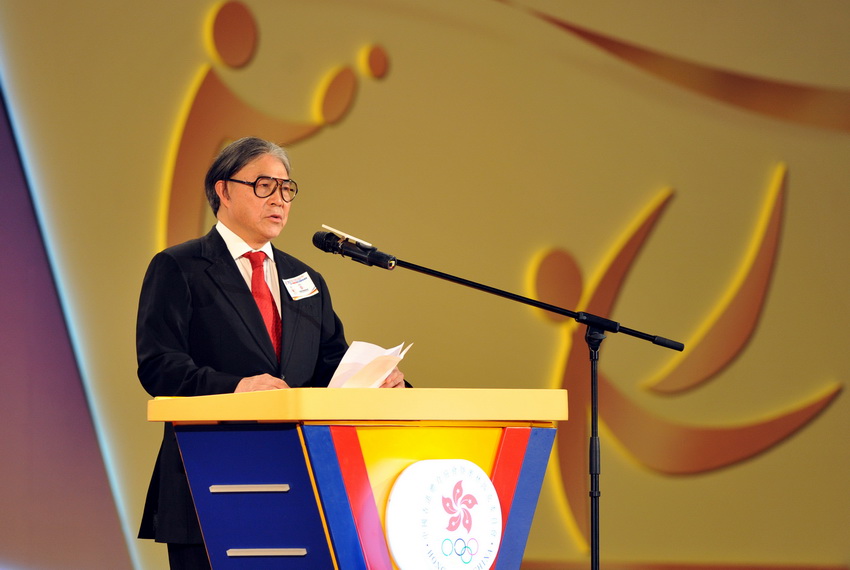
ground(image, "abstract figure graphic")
xmin=163 ymin=0 xmax=390 ymax=247
xmin=532 ymin=164 xmax=841 ymax=548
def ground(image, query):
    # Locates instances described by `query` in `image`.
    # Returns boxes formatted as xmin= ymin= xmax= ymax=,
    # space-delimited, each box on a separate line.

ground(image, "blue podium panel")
xmin=175 ymin=423 xmax=335 ymax=569
xmin=301 ymin=425 xmax=368 ymax=570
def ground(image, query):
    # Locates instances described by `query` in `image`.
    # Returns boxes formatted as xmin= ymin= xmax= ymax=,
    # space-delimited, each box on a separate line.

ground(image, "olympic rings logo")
xmin=441 ymin=537 xmax=479 ymax=564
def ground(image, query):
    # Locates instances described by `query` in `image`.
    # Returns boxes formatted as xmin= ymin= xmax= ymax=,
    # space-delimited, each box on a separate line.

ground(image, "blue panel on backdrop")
xmin=0 ymin=80 xmax=132 ymax=568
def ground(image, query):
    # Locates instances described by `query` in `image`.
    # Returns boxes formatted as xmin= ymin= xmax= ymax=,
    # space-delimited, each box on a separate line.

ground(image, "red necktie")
xmin=244 ymin=251 xmax=282 ymax=360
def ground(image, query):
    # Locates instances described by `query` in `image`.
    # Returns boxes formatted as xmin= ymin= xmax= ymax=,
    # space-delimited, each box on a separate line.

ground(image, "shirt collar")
xmin=216 ymin=220 xmax=275 ymax=260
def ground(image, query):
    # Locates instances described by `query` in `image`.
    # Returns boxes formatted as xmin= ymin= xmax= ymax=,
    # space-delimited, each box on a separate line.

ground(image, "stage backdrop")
xmin=1 ymin=1 xmax=848 ymax=569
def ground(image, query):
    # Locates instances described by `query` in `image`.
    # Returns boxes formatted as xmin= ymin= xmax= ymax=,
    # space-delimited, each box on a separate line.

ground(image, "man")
xmin=136 ymin=137 xmax=405 ymax=569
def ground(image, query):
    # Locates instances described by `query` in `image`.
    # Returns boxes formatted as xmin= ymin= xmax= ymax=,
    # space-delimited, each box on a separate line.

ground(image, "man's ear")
xmin=215 ymin=180 xmax=230 ymax=209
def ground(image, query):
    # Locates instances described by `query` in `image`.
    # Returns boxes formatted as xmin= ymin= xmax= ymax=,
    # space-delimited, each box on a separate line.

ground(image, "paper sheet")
xmin=328 ymin=341 xmax=413 ymax=388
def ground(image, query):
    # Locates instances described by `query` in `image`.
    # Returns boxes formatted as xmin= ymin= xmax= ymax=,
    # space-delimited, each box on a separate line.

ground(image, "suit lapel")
xmin=273 ymin=248 xmax=303 ymax=376
xmin=200 ymin=228 xmax=279 ymax=369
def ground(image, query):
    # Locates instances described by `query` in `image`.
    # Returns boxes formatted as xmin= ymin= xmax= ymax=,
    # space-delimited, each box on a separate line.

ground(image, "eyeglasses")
xmin=226 ymin=176 xmax=299 ymax=202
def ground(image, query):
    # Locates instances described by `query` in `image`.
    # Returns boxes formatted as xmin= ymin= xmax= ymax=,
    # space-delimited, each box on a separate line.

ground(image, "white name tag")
xmin=282 ymin=272 xmax=319 ymax=301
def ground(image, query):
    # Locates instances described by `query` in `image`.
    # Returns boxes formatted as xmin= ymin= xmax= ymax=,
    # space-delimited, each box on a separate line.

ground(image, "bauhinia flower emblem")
xmin=443 ymin=480 xmax=478 ymax=533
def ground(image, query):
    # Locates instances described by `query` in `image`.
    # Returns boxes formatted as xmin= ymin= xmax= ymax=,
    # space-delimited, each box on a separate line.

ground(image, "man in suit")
xmin=136 ymin=137 xmax=405 ymax=569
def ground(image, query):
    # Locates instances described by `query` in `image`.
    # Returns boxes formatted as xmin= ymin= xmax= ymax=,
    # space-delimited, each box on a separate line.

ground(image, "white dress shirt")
xmin=216 ymin=220 xmax=282 ymax=316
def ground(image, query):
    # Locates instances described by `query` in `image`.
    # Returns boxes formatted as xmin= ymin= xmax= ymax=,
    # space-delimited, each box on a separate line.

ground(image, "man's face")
xmin=216 ymin=153 xmax=291 ymax=249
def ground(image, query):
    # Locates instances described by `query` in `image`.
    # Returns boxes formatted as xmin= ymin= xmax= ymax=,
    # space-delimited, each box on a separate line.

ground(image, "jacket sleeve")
xmin=136 ymin=251 xmax=242 ymax=397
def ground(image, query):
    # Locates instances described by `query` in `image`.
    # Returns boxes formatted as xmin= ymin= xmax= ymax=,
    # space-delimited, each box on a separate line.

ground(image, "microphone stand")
xmin=391 ymin=257 xmax=684 ymax=570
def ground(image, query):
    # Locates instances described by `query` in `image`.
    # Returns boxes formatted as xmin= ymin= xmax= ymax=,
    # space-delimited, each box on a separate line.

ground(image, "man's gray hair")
xmin=204 ymin=137 xmax=291 ymax=215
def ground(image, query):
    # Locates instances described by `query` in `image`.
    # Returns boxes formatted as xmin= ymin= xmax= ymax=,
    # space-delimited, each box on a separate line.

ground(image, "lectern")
xmin=148 ymin=388 xmax=568 ymax=569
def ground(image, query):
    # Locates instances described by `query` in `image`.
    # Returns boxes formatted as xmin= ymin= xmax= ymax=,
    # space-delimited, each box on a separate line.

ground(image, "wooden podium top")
xmin=147 ymin=388 xmax=568 ymax=424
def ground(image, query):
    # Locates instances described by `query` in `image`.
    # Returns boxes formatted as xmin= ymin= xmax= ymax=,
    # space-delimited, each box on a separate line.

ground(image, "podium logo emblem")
xmin=386 ymin=459 xmax=502 ymax=570
xmin=443 ymin=479 xmax=478 ymax=534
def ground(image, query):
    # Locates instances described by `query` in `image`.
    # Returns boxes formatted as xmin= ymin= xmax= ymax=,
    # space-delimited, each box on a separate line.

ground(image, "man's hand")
xmin=235 ymin=374 xmax=290 ymax=392
xmin=380 ymin=367 xmax=406 ymax=389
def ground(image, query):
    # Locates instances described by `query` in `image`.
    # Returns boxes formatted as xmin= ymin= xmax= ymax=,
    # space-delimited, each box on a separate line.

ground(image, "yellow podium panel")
xmin=148 ymin=387 xmax=568 ymax=424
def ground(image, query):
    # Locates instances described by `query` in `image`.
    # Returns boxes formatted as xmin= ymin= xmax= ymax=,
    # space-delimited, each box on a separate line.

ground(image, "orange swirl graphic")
xmin=498 ymin=0 xmax=850 ymax=133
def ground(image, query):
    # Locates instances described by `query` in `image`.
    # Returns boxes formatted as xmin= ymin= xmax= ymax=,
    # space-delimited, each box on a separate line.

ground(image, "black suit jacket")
xmin=136 ymin=227 xmax=348 ymax=543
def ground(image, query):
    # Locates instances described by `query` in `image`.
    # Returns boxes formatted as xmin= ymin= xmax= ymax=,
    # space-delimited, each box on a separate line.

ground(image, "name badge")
xmin=282 ymin=272 xmax=319 ymax=301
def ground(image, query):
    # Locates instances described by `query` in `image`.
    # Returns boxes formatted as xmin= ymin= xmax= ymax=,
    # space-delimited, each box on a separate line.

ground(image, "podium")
xmin=148 ymin=388 xmax=568 ymax=569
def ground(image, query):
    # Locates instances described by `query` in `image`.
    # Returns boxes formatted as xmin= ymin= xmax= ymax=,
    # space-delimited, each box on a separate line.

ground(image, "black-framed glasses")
xmin=226 ymin=176 xmax=298 ymax=202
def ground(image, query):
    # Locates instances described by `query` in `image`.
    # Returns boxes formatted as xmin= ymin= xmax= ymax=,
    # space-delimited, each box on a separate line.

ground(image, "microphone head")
xmin=311 ymin=229 xmax=396 ymax=269
xmin=312 ymin=231 xmax=340 ymax=253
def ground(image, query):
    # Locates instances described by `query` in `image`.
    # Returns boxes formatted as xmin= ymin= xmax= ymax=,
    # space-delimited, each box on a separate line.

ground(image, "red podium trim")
xmin=330 ymin=425 xmax=393 ymax=569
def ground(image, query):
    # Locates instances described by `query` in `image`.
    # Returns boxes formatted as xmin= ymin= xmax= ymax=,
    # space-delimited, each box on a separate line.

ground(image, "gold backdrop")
xmin=0 ymin=1 xmax=848 ymax=568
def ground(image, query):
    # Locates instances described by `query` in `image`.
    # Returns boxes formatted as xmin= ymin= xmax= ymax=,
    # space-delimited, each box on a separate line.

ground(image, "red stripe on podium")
xmin=490 ymin=427 xmax=532 ymax=568
xmin=490 ymin=427 xmax=532 ymax=533
xmin=329 ymin=425 xmax=393 ymax=569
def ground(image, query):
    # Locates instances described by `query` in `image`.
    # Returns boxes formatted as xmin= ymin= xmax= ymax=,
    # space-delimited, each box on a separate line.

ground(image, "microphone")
xmin=312 ymin=230 xmax=397 ymax=270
